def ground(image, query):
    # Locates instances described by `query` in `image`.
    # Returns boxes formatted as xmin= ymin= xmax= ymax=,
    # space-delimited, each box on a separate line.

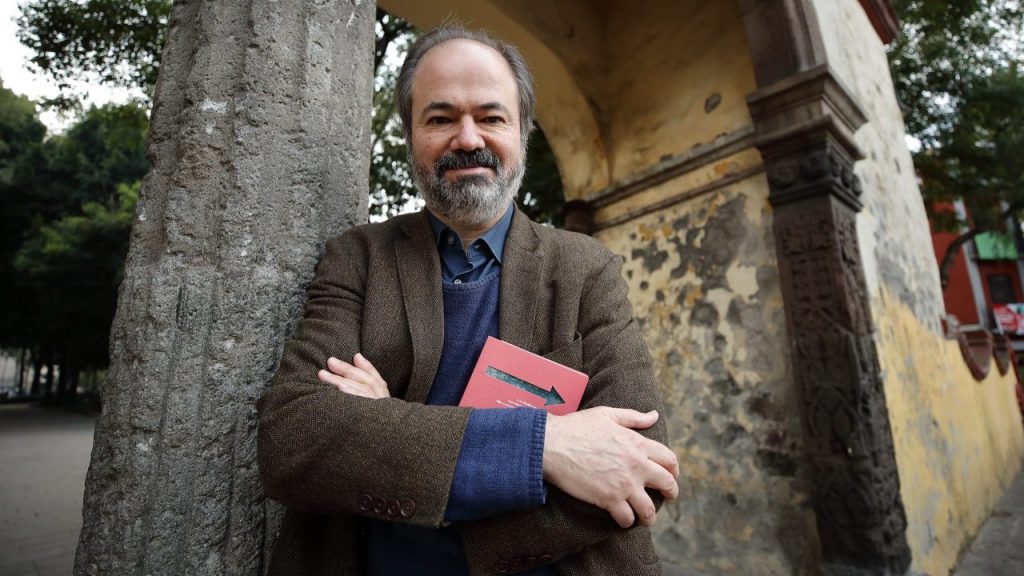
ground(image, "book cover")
xmin=459 ymin=336 xmax=588 ymax=415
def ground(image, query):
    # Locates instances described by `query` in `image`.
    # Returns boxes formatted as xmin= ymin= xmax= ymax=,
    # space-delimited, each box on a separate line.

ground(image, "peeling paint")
xmin=597 ymin=177 xmax=812 ymax=574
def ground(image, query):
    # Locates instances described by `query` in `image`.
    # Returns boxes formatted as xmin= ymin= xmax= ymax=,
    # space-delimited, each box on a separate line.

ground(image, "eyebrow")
xmin=421 ymin=101 xmax=512 ymax=116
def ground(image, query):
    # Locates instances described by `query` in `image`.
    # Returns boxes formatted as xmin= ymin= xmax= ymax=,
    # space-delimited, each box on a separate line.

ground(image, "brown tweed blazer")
xmin=257 ymin=208 xmax=667 ymax=575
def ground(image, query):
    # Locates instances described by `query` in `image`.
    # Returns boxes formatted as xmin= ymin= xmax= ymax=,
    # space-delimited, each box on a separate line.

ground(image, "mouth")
xmin=435 ymin=150 xmax=500 ymax=180
xmin=443 ymin=166 xmax=494 ymax=178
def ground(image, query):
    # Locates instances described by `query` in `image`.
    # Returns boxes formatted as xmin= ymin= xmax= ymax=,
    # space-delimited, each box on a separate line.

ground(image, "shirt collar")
xmin=427 ymin=203 xmax=514 ymax=263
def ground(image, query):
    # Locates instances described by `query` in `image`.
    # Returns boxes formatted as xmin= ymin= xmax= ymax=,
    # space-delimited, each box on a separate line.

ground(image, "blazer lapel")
xmin=499 ymin=209 xmax=542 ymax=352
xmin=396 ymin=211 xmax=445 ymax=403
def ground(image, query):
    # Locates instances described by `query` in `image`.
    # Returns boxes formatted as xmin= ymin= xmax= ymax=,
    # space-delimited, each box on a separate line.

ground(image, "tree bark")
xmin=31 ymin=355 xmax=41 ymax=396
xmin=44 ymin=354 xmax=55 ymax=403
xmin=74 ymin=1 xmax=374 ymax=574
xmin=17 ymin=347 xmax=26 ymax=395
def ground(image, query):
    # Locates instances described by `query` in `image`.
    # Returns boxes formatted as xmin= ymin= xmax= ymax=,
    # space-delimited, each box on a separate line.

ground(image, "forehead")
xmin=411 ymin=39 xmax=519 ymax=112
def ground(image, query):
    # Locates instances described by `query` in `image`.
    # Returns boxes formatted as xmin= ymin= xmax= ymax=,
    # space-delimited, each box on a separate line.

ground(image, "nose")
xmin=450 ymin=117 xmax=485 ymax=152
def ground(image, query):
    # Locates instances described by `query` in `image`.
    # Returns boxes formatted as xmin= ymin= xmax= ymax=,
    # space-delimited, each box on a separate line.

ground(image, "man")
xmin=257 ymin=25 xmax=679 ymax=575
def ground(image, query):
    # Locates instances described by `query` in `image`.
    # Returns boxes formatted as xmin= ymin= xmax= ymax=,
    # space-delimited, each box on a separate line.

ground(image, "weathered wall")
xmin=596 ymin=177 xmax=819 ymax=575
xmin=575 ymin=2 xmax=819 ymax=573
xmin=876 ymin=291 xmax=1024 ymax=576
xmin=812 ymin=1 xmax=1024 ymax=573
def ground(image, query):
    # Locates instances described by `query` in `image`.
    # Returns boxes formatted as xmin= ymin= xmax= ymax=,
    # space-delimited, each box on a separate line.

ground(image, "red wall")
xmin=932 ymin=230 xmax=981 ymax=324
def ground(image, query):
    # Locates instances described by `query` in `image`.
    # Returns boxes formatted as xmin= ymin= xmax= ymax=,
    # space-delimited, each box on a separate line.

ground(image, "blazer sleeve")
xmin=256 ymin=231 xmax=471 ymax=529
xmin=460 ymin=250 xmax=669 ymax=575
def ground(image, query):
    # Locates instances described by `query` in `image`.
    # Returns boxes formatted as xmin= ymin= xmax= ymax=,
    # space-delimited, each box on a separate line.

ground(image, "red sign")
xmin=993 ymin=304 xmax=1024 ymax=335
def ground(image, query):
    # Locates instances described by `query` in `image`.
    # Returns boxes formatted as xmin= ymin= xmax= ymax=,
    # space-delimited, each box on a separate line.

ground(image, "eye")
xmin=425 ymin=116 xmax=451 ymax=125
xmin=482 ymin=116 xmax=506 ymax=125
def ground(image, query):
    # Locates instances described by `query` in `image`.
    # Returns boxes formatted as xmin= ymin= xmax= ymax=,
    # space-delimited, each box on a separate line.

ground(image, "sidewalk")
xmin=952 ymin=462 xmax=1024 ymax=575
xmin=0 ymin=404 xmax=96 ymax=576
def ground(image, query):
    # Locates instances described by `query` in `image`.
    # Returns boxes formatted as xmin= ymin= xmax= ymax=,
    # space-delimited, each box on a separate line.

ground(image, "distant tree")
xmin=888 ymin=0 xmax=1024 ymax=286
xmin=0 ymin=81 xmax=48 ymax=361
xmin=368 ymin=10 xmax=417 ymax=220
xmin=16 ymin=0 xmax=171 ymax=106
xmin=0 ymin=98 xmax=148 ymax=402
xmin=14 ymin=182 xmax=138 ymax=400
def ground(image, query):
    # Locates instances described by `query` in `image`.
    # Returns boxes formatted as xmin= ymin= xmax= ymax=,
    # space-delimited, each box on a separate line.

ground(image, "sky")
xmin=0 ymin=1 xmax=143 ymax=133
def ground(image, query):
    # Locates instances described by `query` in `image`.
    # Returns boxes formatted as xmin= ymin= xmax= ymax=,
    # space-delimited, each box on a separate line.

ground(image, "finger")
xmin=604 ymin=408 xmax=659 ymax=430
xmin=318 ymin=370 xmax=371 ymax=394
xmin=606 ymin=500 xmax=636 ymax=529
xmin=327 ymin=358 xmax=376 ymax=387
xmin=643 ymin=439 xmax=680 ymax=477
xmin=353 ymin=353 xmax=388 ymax=396
xmin=642 ymin=460 xmax=680 ymax=500
xmin=626 ymin=489 xmax=658 ymax=527
xmin=353 ymin=353 xmax=383 ymax=380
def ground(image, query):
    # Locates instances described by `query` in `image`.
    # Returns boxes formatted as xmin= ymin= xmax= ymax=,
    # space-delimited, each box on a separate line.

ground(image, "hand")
xmin=317 ymin=353 xmax=391 ymax=399
xmin=542 ymin=407 xmax=679 ymax=528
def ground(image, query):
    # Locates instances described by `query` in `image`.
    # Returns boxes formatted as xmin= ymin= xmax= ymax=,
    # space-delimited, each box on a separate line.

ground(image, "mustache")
xmin=435 ymin=149 xmax=499 ymax=177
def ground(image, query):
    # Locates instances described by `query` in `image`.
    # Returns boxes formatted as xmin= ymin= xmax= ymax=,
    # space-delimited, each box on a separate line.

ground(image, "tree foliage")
xmin=16 ymin=0 xmax=172 ymax=105
xmin=889 ymin=0 xmax=1024 ymax=284
xmin=0 ymin=93 xmax=148 ymax=400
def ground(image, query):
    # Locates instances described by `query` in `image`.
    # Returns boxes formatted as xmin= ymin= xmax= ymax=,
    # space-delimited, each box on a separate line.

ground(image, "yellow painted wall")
xmin=876 ymin=291 xmax=1024 ymax=575
xmin=600 ymin=0 xmax=756 ymax=183
xmin=812 ymin=0 xmax=1024 ymax=572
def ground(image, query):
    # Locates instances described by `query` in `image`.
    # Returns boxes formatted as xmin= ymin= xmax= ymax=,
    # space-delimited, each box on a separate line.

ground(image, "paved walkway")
xmin=0 ymin=404 xmax=95 ymax=576
xmin=952 ymin=461 xmax=1024 ymax=575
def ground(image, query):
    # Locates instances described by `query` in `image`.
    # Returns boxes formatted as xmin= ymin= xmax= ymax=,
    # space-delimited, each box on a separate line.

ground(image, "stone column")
xmin=74 ymin=1 xmax=374 ymax=574
xmin=748 ymin=66 xmax=912 ymax=575
xmin=737 ymin=0 xmax=912 ymax=571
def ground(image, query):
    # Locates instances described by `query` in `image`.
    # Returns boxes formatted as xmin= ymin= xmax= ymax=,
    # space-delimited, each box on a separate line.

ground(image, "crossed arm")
xmin=319 ymin=354 xmax=679 ymax=528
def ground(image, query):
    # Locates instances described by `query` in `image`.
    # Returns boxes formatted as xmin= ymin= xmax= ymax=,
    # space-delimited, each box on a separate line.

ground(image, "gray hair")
xmin=396 ymin=25 xmax=536 ymax=144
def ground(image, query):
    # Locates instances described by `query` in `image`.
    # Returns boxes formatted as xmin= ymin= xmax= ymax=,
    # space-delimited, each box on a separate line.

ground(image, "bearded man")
xmin=257 ymin=25 xmax=679 ymax=576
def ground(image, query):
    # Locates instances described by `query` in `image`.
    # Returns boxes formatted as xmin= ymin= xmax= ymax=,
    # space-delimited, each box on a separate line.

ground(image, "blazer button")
xmin=358 ymin=494 xmax=372 ymax=512
xmin=494 ymin=560 xmax=509 ymax=573
xmin=525 ymin=555 xmax=537 ymax=566
xmin=386 ymin=499 xmax=401 ymax=517
xmin=372 ymin=497 xmax=387 ymax=515
xmin=399 ymin=499 xmax=417 ymax=517
xmin=540 ymin=554 xmax=553 ymax=563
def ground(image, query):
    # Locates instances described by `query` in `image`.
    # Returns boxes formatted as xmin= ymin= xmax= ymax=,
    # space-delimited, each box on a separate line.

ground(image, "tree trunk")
xmin=56 ymin=356 xmax=69 ymax=404
xmin=74 ymin=1 xmax=374 ymax=574
xmin=17 ymin=348 xmax=26 ymax=395
xmin=31 ymin=355 xmax=41 ymax=396
xmin=44 ymin=354 xmax=55 ymax=403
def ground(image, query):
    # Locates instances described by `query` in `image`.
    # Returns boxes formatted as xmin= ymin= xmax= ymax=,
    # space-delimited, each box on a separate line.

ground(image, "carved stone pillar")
xmin=74 ymin=1 xmax=375 ymax=574
xmin=748 ymin=65 xmax=912 ymax=574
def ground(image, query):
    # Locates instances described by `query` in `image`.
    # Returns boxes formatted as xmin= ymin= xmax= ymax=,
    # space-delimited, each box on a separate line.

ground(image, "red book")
xmin=459 ymin=336 xmax=588 ymax=415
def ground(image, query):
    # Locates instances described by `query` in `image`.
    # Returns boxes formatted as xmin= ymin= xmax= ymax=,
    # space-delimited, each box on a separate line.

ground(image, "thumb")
xmin=605 ymin=408 xmax=658 ymax=429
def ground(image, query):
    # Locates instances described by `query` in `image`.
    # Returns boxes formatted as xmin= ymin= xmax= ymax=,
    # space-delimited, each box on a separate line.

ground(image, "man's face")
xmin=408 ymin=39 xmax=525 ymax=228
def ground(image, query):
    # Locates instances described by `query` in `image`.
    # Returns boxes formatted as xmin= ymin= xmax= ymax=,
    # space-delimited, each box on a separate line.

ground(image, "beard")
xmin=412 ymin=147 xmax=525 ymax=228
